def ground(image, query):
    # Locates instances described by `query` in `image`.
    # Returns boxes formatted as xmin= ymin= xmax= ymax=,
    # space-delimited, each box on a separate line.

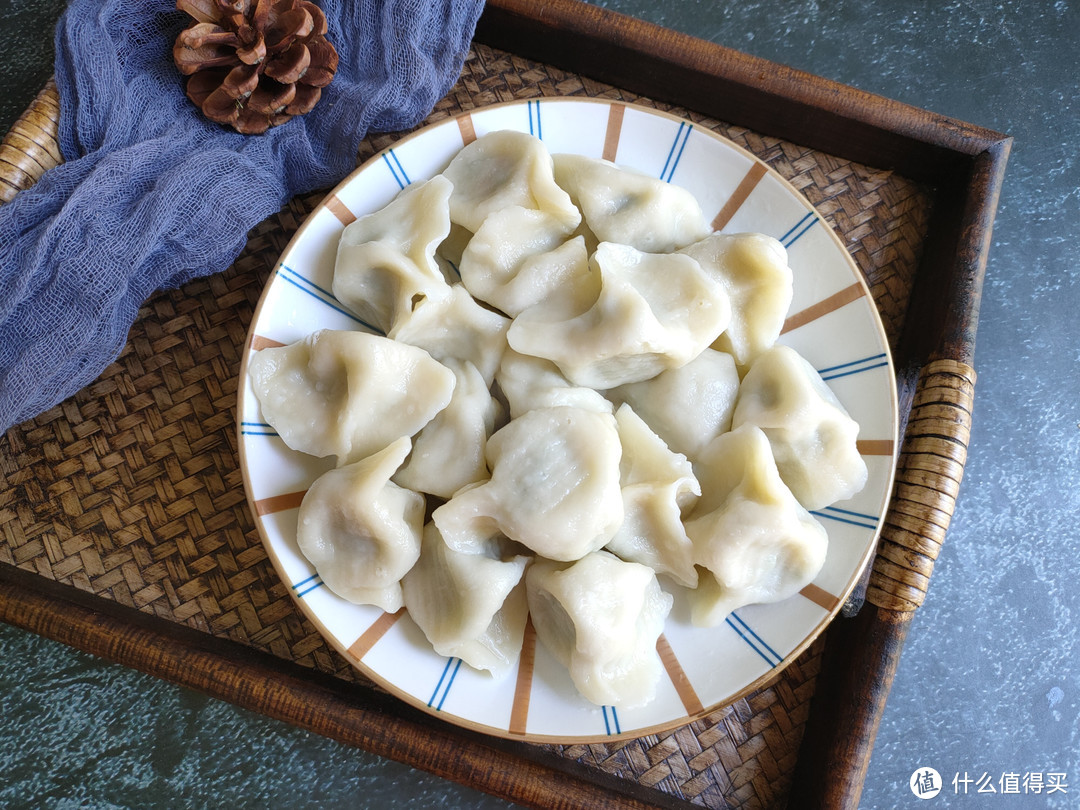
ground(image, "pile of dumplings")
xmin=248 ymin=130 xmax=869 ymax=710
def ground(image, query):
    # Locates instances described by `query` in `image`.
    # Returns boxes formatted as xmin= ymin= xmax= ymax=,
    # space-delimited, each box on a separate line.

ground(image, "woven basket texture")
xmin=0 ymin=44 xmax=934 ymax=809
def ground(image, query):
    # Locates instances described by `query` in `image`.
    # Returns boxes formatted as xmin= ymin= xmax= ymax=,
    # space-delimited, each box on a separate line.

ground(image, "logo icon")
xmin=910 ymin=767 xmax=943 ymax=799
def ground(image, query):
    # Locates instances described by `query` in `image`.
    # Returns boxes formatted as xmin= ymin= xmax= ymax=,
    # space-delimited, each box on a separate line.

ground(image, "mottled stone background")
xmin=1 ymin=0 xmax=1077 ymax=807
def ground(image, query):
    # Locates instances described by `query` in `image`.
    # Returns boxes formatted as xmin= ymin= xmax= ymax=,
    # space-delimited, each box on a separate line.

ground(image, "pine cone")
xmin=173 ymin=0 xmax=338 ymax=134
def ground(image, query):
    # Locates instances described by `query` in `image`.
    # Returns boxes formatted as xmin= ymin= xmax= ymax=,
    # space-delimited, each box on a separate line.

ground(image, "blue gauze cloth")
xmin=0 ymin=0 xmax=484 ymax=432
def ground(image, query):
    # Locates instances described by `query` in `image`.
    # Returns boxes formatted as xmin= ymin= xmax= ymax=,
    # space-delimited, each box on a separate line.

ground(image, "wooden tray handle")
xmin=0 ymin=79 xmax=61 ymax=204
xmin=867 ymin=358 xmax=975 ymax=611
xmin=793 ymin=358 xmax=976 ymax=808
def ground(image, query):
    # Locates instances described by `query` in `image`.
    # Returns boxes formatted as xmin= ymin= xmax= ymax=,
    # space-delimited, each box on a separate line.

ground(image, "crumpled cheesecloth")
xmin=0 ymin=0 xmax=484 ymax=432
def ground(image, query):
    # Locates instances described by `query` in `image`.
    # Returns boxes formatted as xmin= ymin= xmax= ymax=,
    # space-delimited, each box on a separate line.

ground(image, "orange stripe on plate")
xmin=347 ymin=608 xmax=404 ymax=660
xmin=509 ymin=616 xmax=536 ymax=736
xmin=711 ymin=162 xmax=767 ymax=231
xmin=325 ymin=194 xmax=357 ymax=226
xmin=602 ymin=103 xmax=626 ymax=162
xmin=250 ymin=334 xmax=285 ymax=351
xmin=253 ymin=490 xmax=306 ymax=516
xmin=857 ymin=439 xmax=896 ymax=456
xmin=457 ymin=114 xmax=477 ymax=146
xmin=781 ymin=282 xmax=865 ymax=334
xmin=800 ymin=583 xmax=840 ymax=611
xmin=656 ymin=633 xmax=704 ymax=717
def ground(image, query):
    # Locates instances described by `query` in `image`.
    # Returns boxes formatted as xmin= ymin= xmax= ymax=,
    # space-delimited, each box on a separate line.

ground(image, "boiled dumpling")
xmin=247 ymin=329 xmax=456 ymax=465
xmin=680 ymin=233 xmax=792 ymax=370
xmin=388 ymin=283 xmax=510 ymax=386
xmin=732 ymin=345 xmax=868 ymax=509
xmin=392 ymin=360 xmax=498 ymax=499
xmin=460 ymin=208 xmax=594 ymax=317
xmin=333 ymin=175 xmax=454 ymax=334
xmin=526 ymin=551 xmax=673 ymax=708
xmin=296 ymin=437 xmax=424 ymax=612
xmin=432 ymin=406 xmax=623 ymax=562
xmin=607 ymin=348 xmax=740 ymax=461
xmin=494 ymin=348 xmax=612 ymax=420
xmin=605 ymin=405 xmax=700 ymax=588
xmin=552 ymin=153 xmax=711 ymax=253
xmin=401 ymin=522 xmax=530 ymax=677
xmin=684 ymin=424 xmax=828 ymax=626
xmin=443 ymin=130 xmax=581 ymax=233
xmin=507 ymin=242 xmax=731 ymax=389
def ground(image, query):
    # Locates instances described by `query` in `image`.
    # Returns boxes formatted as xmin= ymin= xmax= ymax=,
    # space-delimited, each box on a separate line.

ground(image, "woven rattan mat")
xmin=0 ymin=44 xmax=932 ymax=809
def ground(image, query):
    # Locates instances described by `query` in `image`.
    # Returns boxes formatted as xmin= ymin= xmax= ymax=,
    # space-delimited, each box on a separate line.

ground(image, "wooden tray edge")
xmin=479 ymin=0 xmax=1012 ymax=180
xmin=0 ymin=3 xmax=1014 ymax=807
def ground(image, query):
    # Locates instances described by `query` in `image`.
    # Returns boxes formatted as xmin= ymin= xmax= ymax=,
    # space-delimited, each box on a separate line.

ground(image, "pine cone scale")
xmin=177 ymin=0 xmax=221 ymax=24
xmin=299 ymin=2 xmax=328 ymax=36
xmin=236 ymin=37 xmax=266 ymax=65
xmin=263 ymin=41 xmax=310 ymax=84
xmin=174 ymin=42 xmax=242 ymax=75
xmin=251 ymin=0 xmax=272 ymax=29
xmin=266 ymin=8 xmax=314 ymax=49
xmin=303 ymin=37 xmax=337 ymax=87
xmin=285 ymin=83 xmax=321 ymax=116
xmin=179 ymin=22 xmax=239 ymax=49
xmin=222 ymin=63 xmax=260 ymax=97
xmin=248 ymin=79 xmax=296 ymax=114
xmin=202 ymin=88 xmax=243 ymax=125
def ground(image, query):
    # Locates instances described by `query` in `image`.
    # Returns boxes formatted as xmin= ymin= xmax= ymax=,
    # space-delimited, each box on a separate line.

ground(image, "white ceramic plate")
xmin=237 ymin=99 xmax=898 ymax=743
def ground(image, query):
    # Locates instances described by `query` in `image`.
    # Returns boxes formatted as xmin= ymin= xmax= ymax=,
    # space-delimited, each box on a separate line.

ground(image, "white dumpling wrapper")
xmin=296 ymin=437 xmax=424 ymax=612
xmin=732 ymin=344 xmax=868 ymax=510
xmin=393 ymin=360 xmax=498 ymax=499
xmin=432 ymin=406 xmax=623 ymax=562
xmin=608 ymin=348 xmax=740 ymax=461
xmin=552 ymin=153 xmax=711 ymax=253
xmin=333 ymin=176 xmax=454 ymax=334
xmin=684 ymin=424 xmax=828 ymax=626
xmin=495 ymin=348 xmax=612 ymax=421
xmin=526 ymin=551 xmax=673 ymax=708
xmin=605 ymin=405 xmax=700 ymax=588
xmin=458 ymin=206 xmax=591 ymax=316
xmin=680 ymin=233 xmax=793 ymax=370
xmin=507 ymin=242 xmax=731 ymax=389
xmin=443 ymin=130 xmax=581 ymax=233
xmin=389 ymin=283 xmax=510 ymax=386
xmin=402 ymin=522 xmax=530 ymax=677
xmin=247 ymin=329 xmax=456 ymax=465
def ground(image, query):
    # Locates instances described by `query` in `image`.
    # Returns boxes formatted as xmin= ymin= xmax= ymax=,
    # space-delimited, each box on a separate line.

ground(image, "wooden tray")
xmin=0 ymin=1 xmax=1010 ymax=807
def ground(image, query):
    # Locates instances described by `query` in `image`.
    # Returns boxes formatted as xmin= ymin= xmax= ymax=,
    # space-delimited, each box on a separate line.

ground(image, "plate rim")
xmin=236 ymin=96 xmax=900 ymax=743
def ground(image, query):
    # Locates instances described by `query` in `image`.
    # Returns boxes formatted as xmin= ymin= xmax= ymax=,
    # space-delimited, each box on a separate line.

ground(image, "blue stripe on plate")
xmin=240 ymin=421 xmax=278 ymax=437
xmin=528 ymin=99 xmax=543 ymax=140
xmin=730 ymin=611 xmax=783 ymax=665
xmin=811 ymin=507 xmax=879 ymax=530
xmin=725 ymin=613 xmax=782 ymax=668
xmin=382 ymin=149 xmax=411 ymax=189
xmin=780 ymin=211 xmax=819 ymax=248
xmin=817 ymin=352 xmax=889 ymax=381
xmin=660 ymin=121 xmax=692 ymax=182
xmin=603 ymin=705 xmax=621 ymax=735
xmin=821 ymin=505 xmax=880 ymax=524
xmin=428 ymin=657 xmax=463 ymax=710
xmin=277 ymin=264 xmax=382 ymax=333
xmin=292 ymin=573 xmax=323 ymax=598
